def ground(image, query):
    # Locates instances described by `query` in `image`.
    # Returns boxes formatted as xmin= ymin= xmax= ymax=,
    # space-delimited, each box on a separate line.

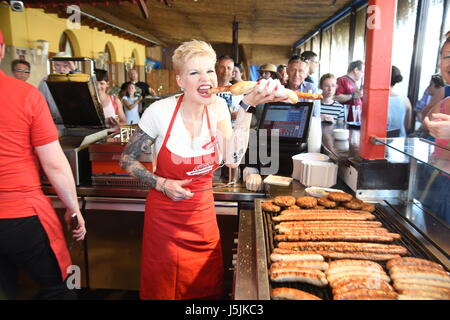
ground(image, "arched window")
xmin=58 ymin=32 xmax=74 ymax=56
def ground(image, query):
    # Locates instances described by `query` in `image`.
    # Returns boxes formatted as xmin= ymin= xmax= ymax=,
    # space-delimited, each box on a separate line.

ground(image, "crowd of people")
xmin=1 ymin=23 xmax=449 ymax=301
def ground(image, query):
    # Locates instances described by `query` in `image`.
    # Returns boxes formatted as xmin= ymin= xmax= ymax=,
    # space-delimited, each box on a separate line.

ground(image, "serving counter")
xmin=42 ymin=180 xmax=266 ymax=295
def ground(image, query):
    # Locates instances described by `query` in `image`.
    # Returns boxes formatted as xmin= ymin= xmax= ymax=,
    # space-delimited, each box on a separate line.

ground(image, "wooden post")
xmin=359 ymin=0 xmax=397 ymax=160
xmin=233 ymin=16 xmax=239 ymax=63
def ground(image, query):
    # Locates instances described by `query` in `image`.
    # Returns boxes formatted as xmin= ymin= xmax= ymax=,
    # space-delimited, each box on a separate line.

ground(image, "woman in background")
xmin=231 ymin=63 xmax=245 ymax=84
xmin=122 ymin=82 xmax=143 ymax=124
xmin=95 ymin=69 xmax=126 ymax=127
xmin=319 ymin=73 xmax=344 ymax=123
xmin=388 ymin=66 xmax=412 ymax=137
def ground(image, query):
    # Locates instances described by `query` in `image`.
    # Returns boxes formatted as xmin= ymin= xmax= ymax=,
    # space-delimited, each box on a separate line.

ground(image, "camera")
xmin=10 ymin=1 xmax=24 ymax=12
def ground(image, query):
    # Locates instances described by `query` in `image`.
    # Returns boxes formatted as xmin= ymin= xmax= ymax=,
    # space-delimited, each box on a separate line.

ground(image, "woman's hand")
xmin=157 ymin=178 xmax=194 ymax=201
xmin=64 ymin=209 xmax=86 ymax=242
xmin=241 ymin=78 xmax=288 ymax=106
xmin=424 ymin=113 xmax=450 ymax=139
xmin=107 ymin=115 xmax=121 ymax=127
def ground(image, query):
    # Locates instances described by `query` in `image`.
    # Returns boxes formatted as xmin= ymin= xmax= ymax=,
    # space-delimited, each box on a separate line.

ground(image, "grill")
xmin=92 ymin=175 xmax=149 ymax=188
xmin=255 ymin=198 xmax=448 ymax=300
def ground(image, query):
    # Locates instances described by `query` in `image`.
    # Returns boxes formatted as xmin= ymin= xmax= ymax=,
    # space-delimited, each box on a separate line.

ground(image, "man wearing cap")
xmin=286 ymin=55 xmax=321 ymax=116
xmin=258 ymin=64 xmax=279 ymax=81
xmin=0 ymin=30 xmax=86 ymax=299
xmin=215 ymin=55 xmax=243 ymax=126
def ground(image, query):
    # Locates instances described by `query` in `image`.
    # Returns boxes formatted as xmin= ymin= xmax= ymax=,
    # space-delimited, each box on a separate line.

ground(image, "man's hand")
xmin=64 ymin=209 xmax=86 ymax=241
xmin=352 ymin=90 xmax=362 ymax=99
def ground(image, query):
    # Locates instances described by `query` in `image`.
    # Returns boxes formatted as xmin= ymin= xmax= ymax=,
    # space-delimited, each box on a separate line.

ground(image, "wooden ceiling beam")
xmin=137 ymin=0 xmax=149 ymax=19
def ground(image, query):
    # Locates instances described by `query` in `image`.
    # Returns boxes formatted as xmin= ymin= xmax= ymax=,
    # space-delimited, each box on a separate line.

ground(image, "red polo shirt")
xmin=0 ymin=70 xmax=58 ymax=218
xmin=336 ymin=75 xmax=363 ymax=107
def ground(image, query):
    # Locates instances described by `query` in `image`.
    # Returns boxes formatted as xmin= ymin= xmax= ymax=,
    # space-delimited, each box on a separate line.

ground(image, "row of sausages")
xmin=263 ymin=195 xmax=449 ymax=300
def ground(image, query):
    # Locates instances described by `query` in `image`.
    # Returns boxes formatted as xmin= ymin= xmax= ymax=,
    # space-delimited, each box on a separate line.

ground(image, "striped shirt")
xmin=320 ymin=101 xmax=345 ymax=121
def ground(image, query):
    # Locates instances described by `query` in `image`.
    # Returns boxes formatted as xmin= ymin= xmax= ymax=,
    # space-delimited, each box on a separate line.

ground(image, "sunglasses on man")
xmin=14 ymin=69 xmax=30 ymax=73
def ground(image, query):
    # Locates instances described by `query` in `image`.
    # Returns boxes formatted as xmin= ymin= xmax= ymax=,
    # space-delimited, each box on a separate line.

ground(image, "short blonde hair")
xmin=172 ymin=40 xmax=216 ymax=73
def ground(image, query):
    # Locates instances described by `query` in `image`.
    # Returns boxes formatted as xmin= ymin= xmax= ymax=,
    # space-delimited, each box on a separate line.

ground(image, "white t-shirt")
xmin=139 ymin=95 xmax=231 ymax=160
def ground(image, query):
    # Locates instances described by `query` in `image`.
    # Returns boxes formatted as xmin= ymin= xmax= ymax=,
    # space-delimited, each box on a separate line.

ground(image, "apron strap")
xmin=161 ymin=94 xmax=184 ymax=147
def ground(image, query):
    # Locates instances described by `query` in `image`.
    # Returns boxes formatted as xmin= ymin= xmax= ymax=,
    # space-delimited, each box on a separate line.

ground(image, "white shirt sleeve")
xmin=138 ymin=101 xmax=161 ymax=139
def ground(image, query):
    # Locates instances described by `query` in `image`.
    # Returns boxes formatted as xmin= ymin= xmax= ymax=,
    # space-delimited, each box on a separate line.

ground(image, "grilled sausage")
xmin=270 ymin=266 xmax=324 ymax=275
xmin=390 ymin=265 xmax=450 ymax=278
xmin=392 ymin=279 xmax=450 ymax=290
xmin=334 ymin=288 xmax=398 ymax=300
xmin=274 ymin=220 xmax=383 ymax=228
xmin=327 ymin=271 xmax=391 ymax=284
xmin=329 ymin=259 xmax=384 ymax=270
xmin=270 ymin=253 xmax=324 ymax=262
xmin=390 ymin=272 xmax=450 ymax=283
xmin=270 ymin=270 xmax=328 ymax=287
xmin=393 ymin=283 xmax=450 ymax=294
xmin=270 ymin=287 xmax=322 ymax=300
xmin=270 ymin=261 xmax=329 ymax=271
xmin=276 ymin=227 xmax=389 ymax=234
xmin=277 ymin=242 xmax=408 ymax=255
xmin=386 ymin=257 xmax=445 ymax=271
xmin=330 ymin=275 xmax=391 ymax=289
xmin=279 ymin=209 xmax=372 ymax=215
xmin=273 ymin=249 xmax=402 ymax=261
xmin=396 ymin=289 xmax=450 ymax=300
xmin=327 ymin=265 xmax=385 ymax=276
xmin=332 ymin=279 xmax=394 ymax=295
xmin=274 ymin=233 xmax=398 ymax=242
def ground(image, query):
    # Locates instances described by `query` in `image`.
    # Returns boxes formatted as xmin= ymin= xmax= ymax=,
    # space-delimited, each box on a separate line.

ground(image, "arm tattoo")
xmin=120 ymin=127 xmax=160 ymax=188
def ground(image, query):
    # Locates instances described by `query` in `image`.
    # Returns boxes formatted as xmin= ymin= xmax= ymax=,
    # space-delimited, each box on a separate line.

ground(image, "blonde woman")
xmin=120 ymin=40 xmax=284 ymax=300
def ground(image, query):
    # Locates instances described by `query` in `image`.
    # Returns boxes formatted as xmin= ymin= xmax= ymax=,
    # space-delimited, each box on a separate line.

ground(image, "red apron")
xmin=0 ymin=190 xmax=72 ymax=280
xmin=140 ymin=94 xmax=224 ymax=300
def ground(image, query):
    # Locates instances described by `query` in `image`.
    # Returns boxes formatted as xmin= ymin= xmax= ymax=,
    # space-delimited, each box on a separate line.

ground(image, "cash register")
xmin=255 ymin=101 xmax=314 ymax=176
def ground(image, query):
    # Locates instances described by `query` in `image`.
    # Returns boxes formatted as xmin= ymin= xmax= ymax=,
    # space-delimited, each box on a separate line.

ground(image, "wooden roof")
xmin=25 ymin=0 xmax=353 ymax=47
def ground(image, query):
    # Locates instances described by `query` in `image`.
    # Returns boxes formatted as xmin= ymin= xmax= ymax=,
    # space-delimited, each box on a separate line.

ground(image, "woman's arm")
xmin=120 ymin=128 xmax=193 ymax=200
xmin=115 ymin=97 xmax=127 ymax=124
xmin=122 ymin=96 xmax=142 ymax=110
xmin=419 ymin=88 xmax=444 ymax=121
xmin=120 ymin=128 xmax=160 ymax=187
xmin=404 ymin=96 xmax=413 ymax=133
xmin=217 ymin=80 xmax=286 ymax=167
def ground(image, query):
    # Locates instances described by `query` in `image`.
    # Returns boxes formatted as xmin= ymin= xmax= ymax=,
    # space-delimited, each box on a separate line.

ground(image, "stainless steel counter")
xmin=42 ymin=179 xmax=266 ymax=292
xmin=43 ymin=181 xmax=265 ymax=202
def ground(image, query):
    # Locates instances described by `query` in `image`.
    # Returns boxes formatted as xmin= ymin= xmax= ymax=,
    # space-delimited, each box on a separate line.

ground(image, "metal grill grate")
xmin=92 ymin=175 xmax=148 ymax=188
xmin=261 ymin=204 xmax=446 ymax=300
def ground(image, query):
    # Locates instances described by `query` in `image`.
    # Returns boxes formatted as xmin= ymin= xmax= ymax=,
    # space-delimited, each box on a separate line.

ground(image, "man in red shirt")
xmin=335 ymin=60 xmax=365 ymax=122
xmin=0 ymin=31 xmax=86 ymax=299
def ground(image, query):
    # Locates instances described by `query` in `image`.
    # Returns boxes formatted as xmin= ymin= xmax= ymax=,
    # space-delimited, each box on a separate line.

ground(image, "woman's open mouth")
xmin=198 ymin=85 xmax=213 ymax=97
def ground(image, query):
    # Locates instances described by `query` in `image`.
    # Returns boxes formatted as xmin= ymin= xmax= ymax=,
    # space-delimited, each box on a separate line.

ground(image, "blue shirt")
xmin=445 ymin=85 xmax=450 ymax=98
xmin=288 ymin=81 xmax=321 ymax=117
xmin=415 ymin=88 xmax=431 ymax=113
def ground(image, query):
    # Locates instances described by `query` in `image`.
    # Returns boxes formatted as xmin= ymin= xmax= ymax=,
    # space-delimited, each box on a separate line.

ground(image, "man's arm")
xmin=35 ymin=140 xmax=85 ymax=240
